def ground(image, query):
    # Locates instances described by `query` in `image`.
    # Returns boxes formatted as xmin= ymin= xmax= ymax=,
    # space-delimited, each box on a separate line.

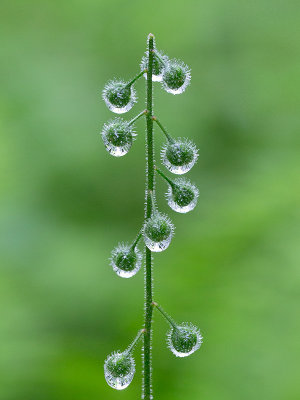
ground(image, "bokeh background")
xmin=0 ymin=1 xmax=299 ymax=399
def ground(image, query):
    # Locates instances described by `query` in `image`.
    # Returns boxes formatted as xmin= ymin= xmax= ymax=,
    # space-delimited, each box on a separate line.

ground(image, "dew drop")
xmin=102 ymin=80 xmax=137 ymax=114
xmin=162 ymin=59 xmax=191 ymax=95
xmin=101 ymin=118 xmax=136 ymax=157
xmin=143 ymin=212 xmax=174 ymax=252
xmin=167 ymin=323 xmax=202 ymax=358
xmin=110 ymin=243 xmax=142 ymax=278
xmin=104 ymin=351 xmax=135 ymax=390
xmin=141 ymin=52 xmax=169 ymax=82
xmin=167 ymin=178 xmax=199 ymax=213
xmin=161 ymin=138 xmax=198 ymax=175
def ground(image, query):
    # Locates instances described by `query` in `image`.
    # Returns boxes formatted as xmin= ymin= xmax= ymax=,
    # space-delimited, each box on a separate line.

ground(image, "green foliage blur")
xmin=0 ymin=1 xmax=299 ymax=399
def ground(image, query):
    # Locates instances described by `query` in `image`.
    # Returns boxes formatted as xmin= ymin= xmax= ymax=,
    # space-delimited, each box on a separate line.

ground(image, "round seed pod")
xmin=104 ymin=351 xmax=135 ymax=390
xmin=101 ymin=118 xmax=136 ymax=157
xmin=140 ymin=51 xmax=169 ymax=82
xmin=102 ymin=80 xmax=137 ymax=114
xmin=110 ymin=243 xmax=142 ymax=278
xmin=167 ymin=323 xmax=202 ymax=358
xmin=161 ymin=138 xmax=198 ymax=174
xmin=162 ymin=59 xmax=191 ymax=94
xmin=167 ymin=178 xmax=199 ymax=213
xmin=143 ymin=212 xmax=174 ymax=252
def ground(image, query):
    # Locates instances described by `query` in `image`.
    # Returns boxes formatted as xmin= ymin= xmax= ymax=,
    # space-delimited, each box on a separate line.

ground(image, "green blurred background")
xmin=0 ymin=1 xmax=299 ymax=399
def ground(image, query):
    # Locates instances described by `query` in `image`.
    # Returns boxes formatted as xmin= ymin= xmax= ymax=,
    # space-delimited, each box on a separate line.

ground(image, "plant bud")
xmin=110 ymin=243 xmax=142 ymax=278
xmin=161 ymin=138 xmax=198 ymax=174
xmin=167 ymin=178 xmax=199 ymax=213
xmin=101 ymin=118 xmax=136 ymax=157
xmin=162 ymin=59 xmax=191 ymax=94
xmin=141 ymin=51 xmax=169 ymax=82
xmin=102 ymin=79 xmax=137 ymax=113
xmin=104 ymin=351 xmax=135 ymax=390
xmin=167 ymin=323 xmax=202 ymax=357
xmin=143 ymin=212 xmax=174 ymax=252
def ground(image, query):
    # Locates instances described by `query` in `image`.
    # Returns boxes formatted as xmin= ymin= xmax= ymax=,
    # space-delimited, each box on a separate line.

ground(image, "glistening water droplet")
xmin=101 ymin=118 xmax=136 ymax=157
xmin=104 ymin=351 xmax=135 ymax=390
xmin=141 ymin=51 xmax=169 ymax=82
xmin=161 ymin=138 xmax=198 ymax=174
xmin=102 ymin=80 xmax=137 ymax=114
xmin=110 ymin=243 xmax=142 ymax=278
xmin=162 ymin=59 xmax=191 ymax=95
xmin=167 ymin=178 xmax=199 ymax=213
xmin=167 ymin=323 xmax=202 ymax=357
xmin=143 ymin=212 xmax=174 ymax=252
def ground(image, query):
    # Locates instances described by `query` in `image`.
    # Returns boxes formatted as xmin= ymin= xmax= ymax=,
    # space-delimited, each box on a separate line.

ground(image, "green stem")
xmin=144 ymin=33 xmax=155 ymax=400
xmin=126 ymin=329 xmax=145 ymax=354
xmin=152 ymin=116 xmax=174 ymax=143
xmin=155 ymin=168 xmax=175 ymax=188
xmin=148 ymin=190 xmax=157 ymax=215
xmin=152 ymin=302 xmax=177 ymax=330
xmin=130 ymin=232 xmax=142 ymax=251
xmin=153 ymin=50 xmax=166 ymax=65
xmin=128 ymin=110 xmax=147 ymax=126
xmin=126 ymin=69 xmax=146 ymax=88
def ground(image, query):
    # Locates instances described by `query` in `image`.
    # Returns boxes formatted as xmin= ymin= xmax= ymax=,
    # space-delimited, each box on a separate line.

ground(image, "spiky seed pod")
xmin=167 ymin=178 xmax=199 ymax=213
xmin=101 ymin=118 xmax=136 ymax=157
xmin=162 ymin=59 xmax=191 ymax=94
xmin=102 ymin=79 xmax=137 ymax=114
xmin=141 ymin=51 xmax=169 ymax=82
xmin=143 ymin=212 xmax=174 ymax=252
xmin=167 ymin=323 xmax=202 ymax=358
xmin=104 ymin=351 xmax=135 ymax=390
xmin=161 ymin=138 xmax=198 ymax=174
xmin=110 ymin=243 xmax=142 ymax=278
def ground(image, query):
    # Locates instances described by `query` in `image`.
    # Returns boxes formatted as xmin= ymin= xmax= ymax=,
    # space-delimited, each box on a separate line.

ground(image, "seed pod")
xmin=162 ymin=59 xmax=191 ymax=94
xmin=167 ymin=178 xmax=199 ymax=213
xmin=104 ymin=351 xmax=135 ymax=390
xmin=161 ymin=138 xmax=198 ymax=174
xmin=140 ymin=51 xmax=169 ymax=82
xmin=143 ymin=212 xmax=174 ymax=252
xmin=102 ymin=79 xmax=137 ymax=114
xmin=110 ymin=243 xmax=142 ymax=278
xmin=167 ymin=323 xmax=202 ymax=357
xmin=101 ymin=118 xmax=136 ymax=157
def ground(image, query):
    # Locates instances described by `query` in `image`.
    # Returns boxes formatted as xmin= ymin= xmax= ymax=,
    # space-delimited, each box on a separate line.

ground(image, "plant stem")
xmin=153 ymin=50 xmax=165 ymax=64
xmin=144 ymin=33 xmax=155 ymax=400
xmin=128 ymin=110 xmax=147 ymax=126
xmin=130 ymin=232 xmax=142 ymax=250
xmin=152 ymin=302 xmax=177 ymax=330
xmin=152 ymin=116 xmax=174 ymax=143
xmin=126 ymin=70 xmax=147 ymax=88
xmin=126 ymin=329 xmax=145 ymax=354
xmin=155 ymin=168 xmax=175 ymax=188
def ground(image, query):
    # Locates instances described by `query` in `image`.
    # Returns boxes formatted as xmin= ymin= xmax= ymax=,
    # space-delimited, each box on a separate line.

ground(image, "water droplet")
xmin=104 ymin=351 xmax=135 ymax=390
xmin=167 ymin=178 xmax=199 ymax=213
xmin=110 ymin=243 xmax=142 ymax=278
xmin=143 ymin=212 xmax=174 ymax=252
xmin=101 ymin=118 xmax=136 ymax=157
xmin=167 ymin=323 xmax=202 ymax=357
xmin=162 ymin=59 xmax=191 ymax=95
xmin=161 ymin=138 xmax=198 ymax=174
xmin=102 ymin=80 xmax=137 ymax=114
xmin=141 ymin=51 xmax=169 ymax=82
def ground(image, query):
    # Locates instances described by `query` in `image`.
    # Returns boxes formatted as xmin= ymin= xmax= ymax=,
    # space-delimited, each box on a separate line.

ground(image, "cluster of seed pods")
xmin=101 ymin=36 xmax=203 ymax=391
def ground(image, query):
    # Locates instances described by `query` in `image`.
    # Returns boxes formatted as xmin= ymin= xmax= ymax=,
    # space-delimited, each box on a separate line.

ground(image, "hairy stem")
xmin=129 ymin=109 xmax=147 ymax=126
xmin=155 ymin=168 xmax=175 ymax=188
xmin=126 ymin=329 xmax=145 ymax=354
xmin=126 ymin=70 xmax=147 ymax=88
xmin=144 ymin=33 xmax=155 ymax=400
xmin=152 ymin=302 xmax=177 ymax=330
xmin=152 ymin=116 xmax=174 ymax=143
